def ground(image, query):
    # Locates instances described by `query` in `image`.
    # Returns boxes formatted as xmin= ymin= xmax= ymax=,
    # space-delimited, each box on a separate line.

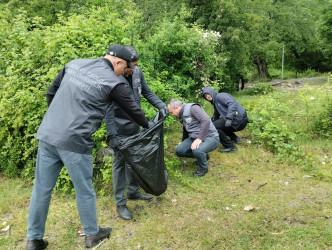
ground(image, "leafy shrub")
xmin=141 ymin=9 xmax=225 ymax=99
xmin=314 ymin=101 xmax=332 ymax=138
xmin=246 ymin=94 xmax=313 ymax=169
xmin=0 ymin=5 xmax=136 ymax=178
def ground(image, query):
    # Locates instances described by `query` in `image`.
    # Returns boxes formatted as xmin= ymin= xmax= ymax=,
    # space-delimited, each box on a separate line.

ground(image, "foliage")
xmin=141 ymin=10 xmax=225 ymax=98
xmin=186 ymin=0 xmax=331 ymax=82
xmin=246 ymin=93 xmax=313 ymax=169
xmin=318 ymin=1 xmax=332 ymax=68
xmin=312 ymin=74 xmax=332 ymax=138
xmin=0 ymin=3 xmax=137 ymax=177
xmin=314 ymin=101 xmax=332 ymax=138
xmin=1 ymin=0 xmax=331 ymax=190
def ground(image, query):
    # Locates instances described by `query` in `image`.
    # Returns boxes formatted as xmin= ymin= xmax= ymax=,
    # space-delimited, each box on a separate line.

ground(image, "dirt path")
xmin=245 ymin=76 xmax=329 ymax=90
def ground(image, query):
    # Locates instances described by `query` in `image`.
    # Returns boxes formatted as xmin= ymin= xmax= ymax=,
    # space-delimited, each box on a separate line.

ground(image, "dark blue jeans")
xmin=27 ymin=140 xmax=99 ymax=239
xmin=175 ymin=136 xmax=219 ymax=169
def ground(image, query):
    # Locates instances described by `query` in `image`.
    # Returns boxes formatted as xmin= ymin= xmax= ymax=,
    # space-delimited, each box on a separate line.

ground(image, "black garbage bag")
xmin=118 ymin=110 xmax=168 ymax=196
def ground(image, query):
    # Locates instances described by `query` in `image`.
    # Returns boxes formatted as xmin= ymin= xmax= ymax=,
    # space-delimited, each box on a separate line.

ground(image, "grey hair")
xmin=168 ymin=98 xmax=183 ymax=110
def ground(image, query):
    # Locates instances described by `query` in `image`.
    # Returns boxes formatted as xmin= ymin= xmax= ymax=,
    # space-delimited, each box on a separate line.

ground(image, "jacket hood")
xmin=202 ymin=87 xmax=217 ymax=104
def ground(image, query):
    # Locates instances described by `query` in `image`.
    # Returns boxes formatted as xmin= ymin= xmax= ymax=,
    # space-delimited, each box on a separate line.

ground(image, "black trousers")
xmin=213 ymin=118 xmax=247 ymax=148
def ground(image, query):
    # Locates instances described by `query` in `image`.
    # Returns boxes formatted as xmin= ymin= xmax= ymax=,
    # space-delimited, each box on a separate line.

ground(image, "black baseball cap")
xmin=106 ymin=44 xmax=134 ymax=69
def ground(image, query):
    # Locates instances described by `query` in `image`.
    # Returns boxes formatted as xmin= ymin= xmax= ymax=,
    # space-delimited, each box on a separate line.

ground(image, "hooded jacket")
xmin=202 ymin=87 xmax=249 ymax=130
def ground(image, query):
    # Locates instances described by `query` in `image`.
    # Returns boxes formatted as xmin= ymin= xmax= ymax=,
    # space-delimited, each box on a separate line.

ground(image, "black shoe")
xmin=85 ymin=227 xmax=111 ymax=248
xmin=116 ymin=205 xmax=133 ymax=220
xmin=233 ymin=137 xmax=241 ymax=144
xmin=127 ymin=192 xmax=153 ymax=200
xmin=219 ymin=147 xmax=238 ymax=153
xmin=26 ymin=239 xmax=48 ymax=250
xmin=193 ymin=168 xmax=208 ymax=177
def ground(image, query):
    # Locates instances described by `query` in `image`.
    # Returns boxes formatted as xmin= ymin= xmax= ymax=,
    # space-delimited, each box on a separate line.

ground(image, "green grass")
xmin=1 ymin=83 xmax=331 ymax=249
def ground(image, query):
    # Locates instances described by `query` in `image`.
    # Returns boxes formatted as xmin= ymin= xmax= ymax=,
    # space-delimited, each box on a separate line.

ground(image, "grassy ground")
xmin=0 ymin=83 xmax=331 ymax=249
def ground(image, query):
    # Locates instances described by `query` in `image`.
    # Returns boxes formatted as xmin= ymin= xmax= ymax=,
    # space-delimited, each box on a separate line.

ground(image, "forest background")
xmin=0 ymin=0 xmax=331 ymax=248
xmin=1 ymin=0 xmax=331 ymax=178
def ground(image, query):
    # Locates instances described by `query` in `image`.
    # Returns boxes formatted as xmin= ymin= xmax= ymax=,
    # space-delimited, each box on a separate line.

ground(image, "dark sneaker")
xmin=116 ymin=205 xmax=133 ymax=220
xmin=26 ymin=239 xmax=48 ymax=250
xmin=85 ymin=227 xmax=112 ymax=248
xmin=127 ymin=192 xmax=153 ymax=200
xmin=219 ymin=147 xmax=238 ymax=153
xmin=193 ymin=168 xmax=208 ymax=177
xmin=233 ymin=137 xmax=241 ymax=144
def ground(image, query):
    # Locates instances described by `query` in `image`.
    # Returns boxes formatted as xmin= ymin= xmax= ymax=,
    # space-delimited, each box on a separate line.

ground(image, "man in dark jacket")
xmin=167 ymin=98 xmax=219 ymax=177
xmin=105 ymin=46 xmax=168 ymax=220
xmin=202 ymin=87 xmax=249 ymax=153
xmin=26 ymin=45 xmax=151 ymax=250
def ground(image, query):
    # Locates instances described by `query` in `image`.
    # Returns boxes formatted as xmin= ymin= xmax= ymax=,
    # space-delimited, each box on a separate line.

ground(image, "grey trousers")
xmin=112 ymin=145 xmax=140 ymax=206
xmin=27 ymin=140 xmax=99 ymax=239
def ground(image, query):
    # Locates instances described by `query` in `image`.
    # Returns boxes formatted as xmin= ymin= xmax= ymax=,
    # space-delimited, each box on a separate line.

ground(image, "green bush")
xmin=0 ymin=5 xmax=136 ymax=178
xmin=314 ymin=101 xmax=332 ymax=139
xmin=246 ymin=94 xmax=313 ymax=169
xmin=141 ymin=9 xmax=225 ymax=99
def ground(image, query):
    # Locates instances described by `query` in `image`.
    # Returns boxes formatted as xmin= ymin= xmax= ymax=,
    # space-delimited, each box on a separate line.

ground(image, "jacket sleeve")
xmin=111 ymin=83 xmax=149 ymax=128
xmin=139 ymin=68 xmax=166 ymax=109
xmin=190 ymin=105 xmax=210 ymax=141
xmin=46 ymin=68 xmax=65 ymax=107
xmin=217 ymin=93 xmax=237 ymax=121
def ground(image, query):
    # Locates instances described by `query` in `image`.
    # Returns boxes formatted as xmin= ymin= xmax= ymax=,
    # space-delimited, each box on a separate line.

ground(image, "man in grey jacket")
xmin=105 ymin=46 xmax=168 ymax=220
xmin=202 ymin=87 xmax=249 ymax=153
xmin=26 ymin=44 xmax=151 ymax=250
xmin=167 ymin=98 xmax=219 ymax=177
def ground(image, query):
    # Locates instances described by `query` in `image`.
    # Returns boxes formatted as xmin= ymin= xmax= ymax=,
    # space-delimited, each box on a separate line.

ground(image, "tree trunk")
xmin=254 ymin=58 xmax=270 ymax=78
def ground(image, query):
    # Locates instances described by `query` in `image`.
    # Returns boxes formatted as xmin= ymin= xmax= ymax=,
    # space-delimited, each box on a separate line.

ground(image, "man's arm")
xmin=190 ymin=105 xmax=210 ymax=141
xmin=217 ymin=93 xmax=237 ymax=120
xmin=190 ymin=104 xmax=211 ymax=150
xmin=111 ymin=84 xmax=149 ymax=128
xmin=46 ymin=68 xmax=65 ymax=106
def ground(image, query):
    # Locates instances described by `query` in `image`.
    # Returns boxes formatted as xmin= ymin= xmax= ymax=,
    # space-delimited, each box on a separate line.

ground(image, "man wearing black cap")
xmin=25 ymin=45 xmax=150 ymax=250
xmin=105 ymin=45 xmax=168 ymax=220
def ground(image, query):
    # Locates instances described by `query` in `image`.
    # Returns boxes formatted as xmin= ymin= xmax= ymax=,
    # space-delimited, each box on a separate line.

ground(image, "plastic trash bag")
xmin=118 ymin=110 xmax=168 ymax=196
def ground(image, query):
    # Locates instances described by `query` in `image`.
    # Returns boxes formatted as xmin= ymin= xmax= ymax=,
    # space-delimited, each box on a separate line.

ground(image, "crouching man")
xmin=167 ymin=98 xmax=219 ymax=177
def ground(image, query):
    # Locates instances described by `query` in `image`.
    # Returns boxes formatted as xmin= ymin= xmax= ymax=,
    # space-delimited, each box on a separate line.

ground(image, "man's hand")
xmin=160 ymin=106 xmax=169 ymax=117
xmin=225 ymin=119 xmax=232 ymax=127
xmin=191 ymin=139 xmax=202 ymax=150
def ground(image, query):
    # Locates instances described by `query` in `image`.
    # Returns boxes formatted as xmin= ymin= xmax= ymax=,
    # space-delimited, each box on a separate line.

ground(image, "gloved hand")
xmin=148 ymin=121 xmax=155 ymax=128
xmin=225 ymin=119 xmax=232 ymax=128
xmin=160 ymin=106 xmax=169 ymax=117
